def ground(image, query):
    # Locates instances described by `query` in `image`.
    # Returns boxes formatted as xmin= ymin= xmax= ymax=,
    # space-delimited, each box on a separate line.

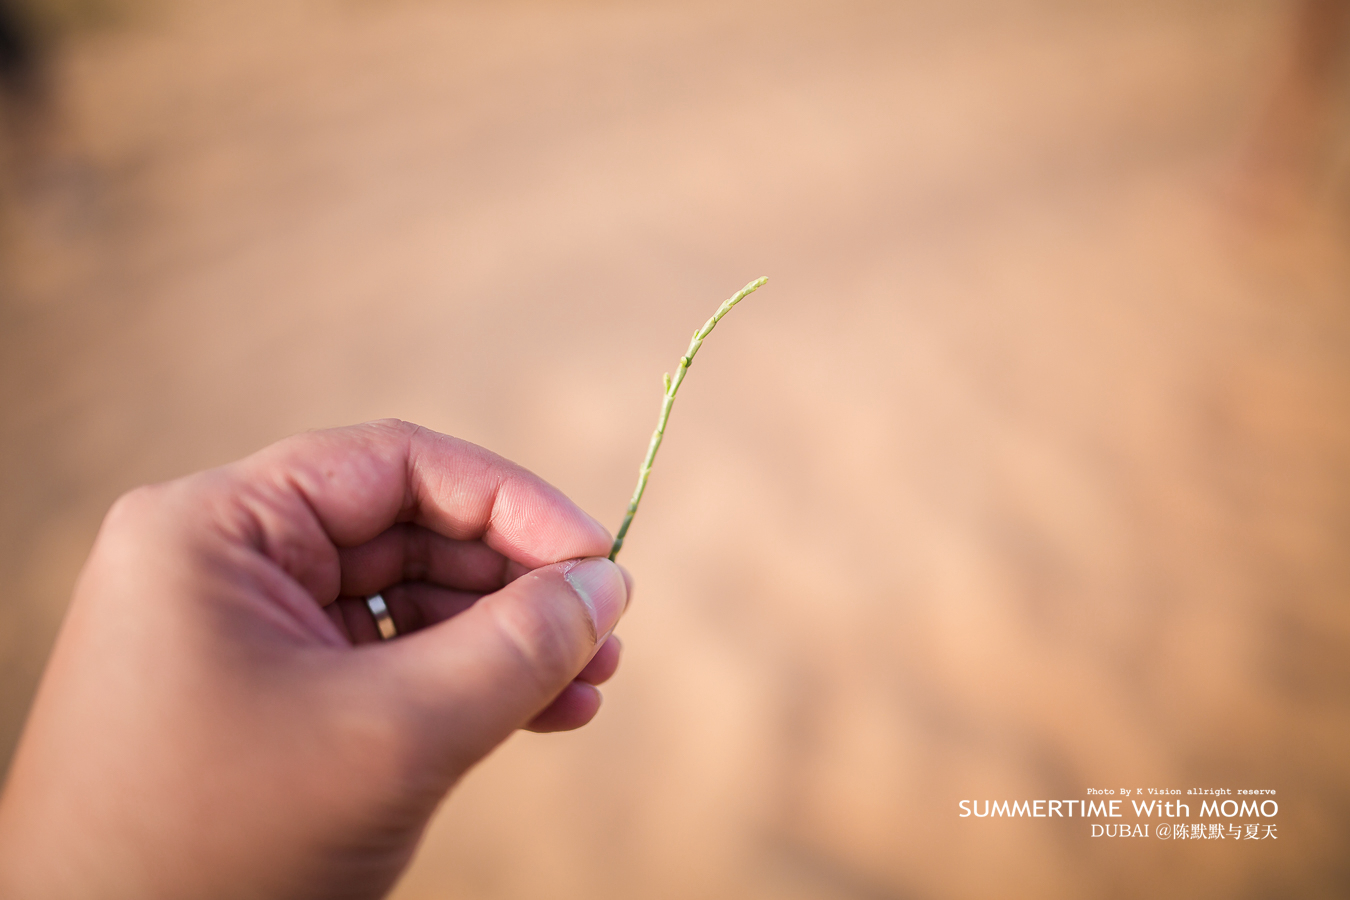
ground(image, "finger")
xmin=524 ymin=682 xmax=602 ymax=733
xmin=215 ymin=420 xmax=611 ymax=603
xmin=326 ymin=597 xmax=378 ymax=644
xmin=337 ymin=524 xmax=512 ymax=596
xmin=326 ymin=583 xmax=485 ymax=644
xmin=576 ymin=635 xmax=622 ymax=685
xmin=385 ymin=557 xmax=627 ymax=762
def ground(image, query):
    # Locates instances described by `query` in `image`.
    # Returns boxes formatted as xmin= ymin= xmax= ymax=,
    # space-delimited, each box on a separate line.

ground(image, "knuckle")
xmin=102 ymin=484 xmax=162 ymax=532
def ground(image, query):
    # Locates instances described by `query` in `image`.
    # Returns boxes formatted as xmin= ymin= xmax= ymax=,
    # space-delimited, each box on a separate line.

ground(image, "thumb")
xmin=386 ymin=557 xmax=628 ymax=764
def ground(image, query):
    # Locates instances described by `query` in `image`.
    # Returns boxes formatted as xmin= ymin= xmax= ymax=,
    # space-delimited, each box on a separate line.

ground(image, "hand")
xmin=0 ymin=420 xmax=631 ymax=899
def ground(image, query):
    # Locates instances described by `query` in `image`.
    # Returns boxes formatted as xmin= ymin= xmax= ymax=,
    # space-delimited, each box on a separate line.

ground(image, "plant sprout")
xmin=609 ymin=276 xmax=768 ymax=561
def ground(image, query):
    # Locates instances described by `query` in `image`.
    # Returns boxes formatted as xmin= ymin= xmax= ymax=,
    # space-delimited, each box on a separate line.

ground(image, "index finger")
xmin=223 ymin=419 xmax=612 ymax=595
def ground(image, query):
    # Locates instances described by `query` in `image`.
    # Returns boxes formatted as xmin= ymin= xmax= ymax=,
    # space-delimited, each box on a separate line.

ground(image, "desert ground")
xmin=2 ymin=1 xmax=1348 ymax=897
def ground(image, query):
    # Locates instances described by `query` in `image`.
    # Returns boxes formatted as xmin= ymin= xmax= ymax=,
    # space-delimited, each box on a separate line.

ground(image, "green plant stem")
xmin=609 ymin=276 xmax=768 ymax=561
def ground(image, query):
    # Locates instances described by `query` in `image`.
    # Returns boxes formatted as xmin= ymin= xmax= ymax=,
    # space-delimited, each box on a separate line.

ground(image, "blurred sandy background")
xmin=2 ymin=0 xmax=1349 ymax=897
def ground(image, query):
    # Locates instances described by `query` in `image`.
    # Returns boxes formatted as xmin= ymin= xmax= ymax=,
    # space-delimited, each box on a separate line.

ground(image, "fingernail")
xmin=616 ymin=564 xmax=635 ymax=612
xmin=564 ymin=557 xmax=627 ymax=642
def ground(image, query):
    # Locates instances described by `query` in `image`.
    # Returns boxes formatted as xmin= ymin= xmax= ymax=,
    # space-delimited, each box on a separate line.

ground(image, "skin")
xmin=0 ymin=420 xmax=632 ymax=900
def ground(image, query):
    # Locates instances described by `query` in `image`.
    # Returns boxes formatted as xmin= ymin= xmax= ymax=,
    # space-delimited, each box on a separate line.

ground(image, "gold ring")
xmin=365 ymin=593 xmax=397 ymax=641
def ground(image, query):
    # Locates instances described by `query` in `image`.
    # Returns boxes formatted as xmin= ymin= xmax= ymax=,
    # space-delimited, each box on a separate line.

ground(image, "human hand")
xmin=0 ymin=420 xmax=630 ymax=899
